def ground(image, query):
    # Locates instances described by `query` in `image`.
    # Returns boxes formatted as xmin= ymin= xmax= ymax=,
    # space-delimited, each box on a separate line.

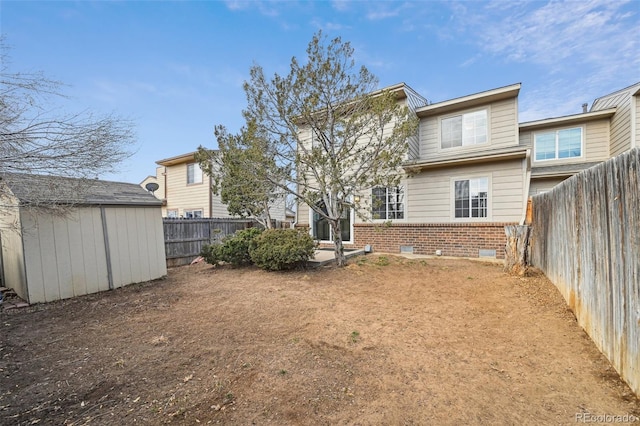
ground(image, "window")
xmin=166 ymin=209 xmax=178 ymax=218
xmin=441 ymin=109 xmax=487 ymax=149
xmin=187 ymin=163 xmax=203 ymax=184
xmin=372 ymin=186 xmax=404 ymax=220
xmin=534 ymin=127 xmax=582 ymax=161
xmin=454 ymin=178 xmax=488 ymax=218
xmin=311 ymin=200 xmax=352 ymax=242
xmin=184 ymin=209 xmax=203 ymax=218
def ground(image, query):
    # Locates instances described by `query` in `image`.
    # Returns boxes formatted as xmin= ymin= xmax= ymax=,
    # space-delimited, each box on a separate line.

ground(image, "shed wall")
xmin=0 ymin=204 xmax=27 ymax=300
xmin=104 ymin=206 xmax=167 ymax=288
xmin=21 ymin=208 xmax=110 ymax=303
xmin=19 ymin=205 xmax=166 ymax=304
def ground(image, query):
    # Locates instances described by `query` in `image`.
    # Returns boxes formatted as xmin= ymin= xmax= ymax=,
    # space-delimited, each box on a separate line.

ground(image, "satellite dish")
xmin=145 ymin=182 xmax=159 ymax=193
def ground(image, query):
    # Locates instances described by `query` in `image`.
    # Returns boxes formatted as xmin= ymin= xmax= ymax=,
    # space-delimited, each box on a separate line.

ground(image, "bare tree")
xmin=0 ymin=40 xmax=135 ymax=214
xmin=242 ymin=32 xmax=418 ymax=266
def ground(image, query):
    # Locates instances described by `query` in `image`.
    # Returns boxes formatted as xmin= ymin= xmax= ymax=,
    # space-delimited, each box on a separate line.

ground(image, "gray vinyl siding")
xmin=405 ymin=87 xmax=428 ymax=161
xmin=406 ymin=159 xmax=525 ymax=223
xmin=419 ymin=97 xmax=518 ymax=161
xmin=520 ymin=119 xmax=610 ymax=165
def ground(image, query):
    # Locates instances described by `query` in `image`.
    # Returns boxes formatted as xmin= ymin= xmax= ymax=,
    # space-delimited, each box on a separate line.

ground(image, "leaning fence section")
xmin=530 ymin=147 xmax=639 ymax=395
xmin=163 ymin=218 xmax=256 ymax=267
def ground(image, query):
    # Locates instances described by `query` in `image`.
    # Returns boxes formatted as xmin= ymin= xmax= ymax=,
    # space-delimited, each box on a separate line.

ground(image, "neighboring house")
xmin=0 ymin=173 xmax=166 ymax=303
xmin=296 ymin=81 xmax=640 ymax=259
xmin=143 ymin=151 xmax=286 ymax=221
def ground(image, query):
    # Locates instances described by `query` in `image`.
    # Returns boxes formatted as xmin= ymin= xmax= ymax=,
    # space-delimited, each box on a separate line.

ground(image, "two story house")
xmin=142 ymin=151 xmax=286 ymax=221
xmin=296 ymin=81 xmax=639 ymax=259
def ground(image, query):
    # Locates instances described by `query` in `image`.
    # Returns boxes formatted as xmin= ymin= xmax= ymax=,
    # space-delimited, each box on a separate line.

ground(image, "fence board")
xmin=530 ymin=147 xmax=640 ymax=396
xmin=163 ymin=218 xmax=256 ymax=267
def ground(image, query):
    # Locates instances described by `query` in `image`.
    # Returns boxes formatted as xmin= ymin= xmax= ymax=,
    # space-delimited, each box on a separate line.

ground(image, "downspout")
xmin=520 ymin=149 xmax=532 ymax=225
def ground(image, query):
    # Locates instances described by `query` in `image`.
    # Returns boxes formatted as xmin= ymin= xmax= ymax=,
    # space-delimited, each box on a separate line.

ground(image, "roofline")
xmin=156 ymin=151 xmax=197 ymax=166
xmin=403 ymin=147 xmax=528 ymax=172
xmin=591 ymin=81 xmax=640 ymax=106
xmin=415 ymin=83 xmax=521 ymax=117
xmin=156 ymin=151 xmax=199 ymax=166
xmin=519 ymin=108 xmax=616 ymax=130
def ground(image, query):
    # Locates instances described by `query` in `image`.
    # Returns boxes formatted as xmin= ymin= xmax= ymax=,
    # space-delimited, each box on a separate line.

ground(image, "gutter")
xmin=403 ymin=149 xmax=528 ymax=172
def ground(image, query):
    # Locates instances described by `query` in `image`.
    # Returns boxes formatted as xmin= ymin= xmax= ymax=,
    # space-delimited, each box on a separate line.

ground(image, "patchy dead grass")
xmin=1 ymin=255 xmax=638 ymax=425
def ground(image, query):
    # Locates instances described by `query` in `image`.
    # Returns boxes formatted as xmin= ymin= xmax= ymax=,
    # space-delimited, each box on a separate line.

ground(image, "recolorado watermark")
xmin=576 ymin=412 xmax=639 ymax=423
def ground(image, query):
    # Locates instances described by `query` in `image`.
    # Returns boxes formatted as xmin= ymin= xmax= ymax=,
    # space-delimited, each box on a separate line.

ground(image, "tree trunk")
xmin=504 ymin=225 xmax=531 ymax=276
xmin=330 ymin=219 xmax=346 ymax=267
xmin=263 ymin=200 xmax=273 ymax=229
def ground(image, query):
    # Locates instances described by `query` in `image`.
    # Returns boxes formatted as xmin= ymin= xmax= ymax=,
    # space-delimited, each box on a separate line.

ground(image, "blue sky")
xmin=3 ymin=0 xmax=639 ymax=184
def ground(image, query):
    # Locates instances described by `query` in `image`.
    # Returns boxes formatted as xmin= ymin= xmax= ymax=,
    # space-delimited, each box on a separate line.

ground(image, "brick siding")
xmin=298 ymin=222 xmax=515 ymax=259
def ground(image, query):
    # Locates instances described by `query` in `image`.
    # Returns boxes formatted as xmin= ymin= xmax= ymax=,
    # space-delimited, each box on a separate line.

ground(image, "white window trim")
xmin=370 ymin=184 xmax=407 ymax=222
xmin=308 ymin=202 xmax=355 ymax=245
xmin=186 ymin=162 xmax=203 ymax=185
xmin=166 ymin=209 xmax=179 ymax=218
xmin=438 ymin=107 xmax=491 ymax=152
xmin=450 ymin=174 xmax=492 ymax=221
xmin=533 ymin=126 xmax=584 ymax=163
xmin=184 ymin=209 xmax=204 ymax=218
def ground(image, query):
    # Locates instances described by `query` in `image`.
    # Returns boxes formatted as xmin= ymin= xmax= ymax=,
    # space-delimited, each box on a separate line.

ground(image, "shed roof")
xmin=1 ymin=173 xmax=162 ymax=206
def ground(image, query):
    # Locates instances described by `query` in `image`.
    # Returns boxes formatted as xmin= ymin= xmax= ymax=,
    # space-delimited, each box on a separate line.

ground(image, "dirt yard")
xmin=1 ymin=255 xmax=638 ymax=425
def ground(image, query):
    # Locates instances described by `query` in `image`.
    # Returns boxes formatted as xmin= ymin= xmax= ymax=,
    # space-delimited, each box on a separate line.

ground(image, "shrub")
xmin=200 ymin=242 xmax=224 ymax=266
xmin=201 ymin=227 xmax=263 ymax=267
xmin=250 ymin=229 xmax=316 ymax=271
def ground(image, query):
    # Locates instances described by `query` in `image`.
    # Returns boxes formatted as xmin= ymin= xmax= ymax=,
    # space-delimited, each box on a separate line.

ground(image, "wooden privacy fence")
xmin=163 ymin=218 xmax=256 ymax=267
xmin=530 ymin=147 xmax=639 ymax=395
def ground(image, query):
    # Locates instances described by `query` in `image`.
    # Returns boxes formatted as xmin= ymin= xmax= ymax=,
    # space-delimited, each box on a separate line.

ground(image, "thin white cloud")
xmin=310 ymin=18 xmax=350 ymax=32
xmin=365 ymin=2 xmax=415 ymax=21
xmin=331 ymin=0 xmax=350 ymax=13
xmin=223 ymin=0 xmax=280 ymax=17
xmin=447 ymin=0 xmax=639 ymax=118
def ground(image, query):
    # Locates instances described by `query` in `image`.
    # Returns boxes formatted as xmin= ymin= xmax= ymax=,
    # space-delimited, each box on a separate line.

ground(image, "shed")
xmin=0 ymin=173 xmax=167 ymax=304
